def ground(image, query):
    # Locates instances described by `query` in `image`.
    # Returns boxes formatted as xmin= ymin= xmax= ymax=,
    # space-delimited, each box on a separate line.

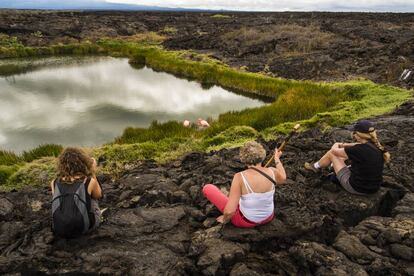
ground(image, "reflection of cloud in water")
xmin=0 ymin=57 xmax=264 ymax=152
xmin=0 ymin=132 xmax=7 ymax=144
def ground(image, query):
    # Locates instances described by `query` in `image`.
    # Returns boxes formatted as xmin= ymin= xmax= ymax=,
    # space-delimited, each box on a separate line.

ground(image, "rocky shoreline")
xmin=1 ymin=101 xmax=413 ymax=275
xmin=1 ymin=10 xmax=414 ymax=87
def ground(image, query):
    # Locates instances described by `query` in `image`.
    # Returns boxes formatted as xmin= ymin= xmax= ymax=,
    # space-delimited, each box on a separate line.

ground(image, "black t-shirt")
xmin=345 ymin=143 xmax=384 ymax=194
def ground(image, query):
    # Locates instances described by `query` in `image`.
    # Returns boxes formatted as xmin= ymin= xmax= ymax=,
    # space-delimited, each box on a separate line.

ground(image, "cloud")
xmin=107 ymin=0 xmax=414 ymax=12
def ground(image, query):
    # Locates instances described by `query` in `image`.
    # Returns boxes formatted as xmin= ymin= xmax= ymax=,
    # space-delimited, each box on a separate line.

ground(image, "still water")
xmin=0 ymin=57 xmax=265 ymax=152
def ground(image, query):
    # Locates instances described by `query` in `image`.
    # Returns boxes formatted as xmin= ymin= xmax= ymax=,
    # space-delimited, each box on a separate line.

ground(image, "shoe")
xmin=304 ymin=162 xmax=321 ymax=173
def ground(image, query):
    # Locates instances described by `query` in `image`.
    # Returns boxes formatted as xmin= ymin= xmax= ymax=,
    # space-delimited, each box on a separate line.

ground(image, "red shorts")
xmin=202 ymin=184 xmax=274 ymax=228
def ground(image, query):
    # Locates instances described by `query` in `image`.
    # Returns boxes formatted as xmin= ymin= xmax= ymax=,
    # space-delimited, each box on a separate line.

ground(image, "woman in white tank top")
xmin=203 ymin=141 xmax=287 ymax=228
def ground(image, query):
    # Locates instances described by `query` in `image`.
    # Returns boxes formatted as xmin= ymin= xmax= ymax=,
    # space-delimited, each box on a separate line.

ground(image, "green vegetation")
xmin=31 ymin=31 xmax=44 ymax=38
xmin=203 ymin=126 xmax=259 ymax=151
xmin=122 ymin=32 xmax=166 ymax=45
xmin=0 ymin=149 xmax=21 ymax=166
xmin=0 ymin=34 xmax=107 ymax=59
xmin=0 ymin=165 xmax=20 ymax=185
xmin=262 ymin=81 xmax=411 ymax=138
xmin=116 ymin=121 xmax=196 ymax=144
xmin=221 ymin=24 xmax=334 ymax=56
xmin=1 ymin=157 xmax=56 ymax=192
xmin=211 ymin=14 xmax=232 ymax=19
xmin=22 ymin=144 xmax=63 ymax=163
xmin=0 ymin=34 xmax=23 ymax=47
xmin=0 ymin=145 xmax=62 ymax=188
xmin=0 ymin=35 xmax=412 ymax=191
xmin=161 ymin=26 xmax=178 ymax=35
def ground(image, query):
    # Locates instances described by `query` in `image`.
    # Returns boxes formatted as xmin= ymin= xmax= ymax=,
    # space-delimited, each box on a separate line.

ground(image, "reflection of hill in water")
xmin=0 ymin=56 xmax=108 ymax=77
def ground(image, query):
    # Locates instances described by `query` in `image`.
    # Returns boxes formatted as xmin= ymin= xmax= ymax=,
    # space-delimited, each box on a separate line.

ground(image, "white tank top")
xmin=239 ymin=169 xmax=275 ymax=223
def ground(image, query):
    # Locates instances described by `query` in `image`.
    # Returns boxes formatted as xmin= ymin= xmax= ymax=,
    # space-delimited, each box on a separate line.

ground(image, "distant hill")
xmin=0 ymin=0 xmax=195 ymax=11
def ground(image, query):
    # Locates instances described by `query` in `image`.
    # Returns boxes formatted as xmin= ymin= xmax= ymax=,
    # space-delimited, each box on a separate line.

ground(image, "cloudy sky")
xmin=107 ymin=0 xmax=414 ymax=12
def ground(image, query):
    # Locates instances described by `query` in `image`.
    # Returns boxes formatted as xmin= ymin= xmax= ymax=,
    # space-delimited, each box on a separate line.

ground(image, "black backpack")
xmin=51 ymin=177 xmax=92 ymax=238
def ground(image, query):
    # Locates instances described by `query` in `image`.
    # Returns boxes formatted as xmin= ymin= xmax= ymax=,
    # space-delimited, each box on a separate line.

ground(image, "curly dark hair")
xmin=57 ymin=147 xmax=94 ymax=180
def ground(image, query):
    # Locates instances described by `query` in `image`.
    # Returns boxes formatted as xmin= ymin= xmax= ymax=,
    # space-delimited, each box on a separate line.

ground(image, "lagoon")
xmin=0 ymin=57 xmax=264 ymax=152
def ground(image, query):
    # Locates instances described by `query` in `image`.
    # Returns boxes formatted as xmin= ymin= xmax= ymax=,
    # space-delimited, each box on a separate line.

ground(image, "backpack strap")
xmin=84 ymin=177 xmax=95 ymax=226
xmin=74 ymin=179 xmax=91 ymax=233
xmin=84 ymin=177 xmax=92 ymax=194
xmin=51 ymin=178 xmax=63 ymax=215
xmin=249 ymin=167 xmax=277 ymax=186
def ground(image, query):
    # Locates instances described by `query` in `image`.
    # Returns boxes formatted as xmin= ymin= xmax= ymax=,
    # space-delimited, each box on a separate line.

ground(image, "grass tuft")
xmin=1 ymin=157 xmax=56 ymax=192
xmin=211 ymin=14 xmax=231 ymax=19
xmin=0 ymin=165 xmax=20 ymax=185
xmin=0 ymin=150 xmax=21 ymax=166
xmin=115 ymin=121 xmax=197 ymax=144
xmin=22 ymin=144 xmax=63 ymax=163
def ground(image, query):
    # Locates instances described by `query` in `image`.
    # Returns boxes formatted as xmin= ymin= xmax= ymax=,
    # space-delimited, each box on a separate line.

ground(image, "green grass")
xmin=211 ymin=14 xmax=232 ymax=19
xmin=1 ymin=157 xmax=56 ymax=192
xmin=161 ymin=27 xmax=178 ymax=35
xmin=22 ymin=144 xmax=63 ymax=163
xmin=0 ymin=38 xmax=107 ymax=59
xmin=0 ymin=36 xmax=412 ymax=191
xmin=0 ymin=144 xmax=62 ymax=187
xmin=0 ymin=165 xmax=20 ymax=185
xmin=0 ymin=150 xmax=21 ymax=166
xmin=262 ymin=81 xmax=412 ymax=138
xmin=0 ymin=34 xmax=23 ymax=48
xmin=93 ymin=137 xmax=201 ymax=176
xmin=115 ymin=121 xmax=197 ymax=144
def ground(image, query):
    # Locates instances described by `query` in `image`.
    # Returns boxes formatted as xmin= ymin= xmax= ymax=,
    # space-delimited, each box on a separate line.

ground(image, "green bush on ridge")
xmin=0 ymin=165 xmax=20 ymax=185
xmin=115 ymin=121 xmax=197 ymax=144
xmin=2 ymin=157 xmax=56 ymax=191
xmin=0 ymin=150 xmax=21 ymax=166
xmin=0 ymin=144 xmax=62 ymax=187
xmin=22 ymin=144 xmax=63 ymax=163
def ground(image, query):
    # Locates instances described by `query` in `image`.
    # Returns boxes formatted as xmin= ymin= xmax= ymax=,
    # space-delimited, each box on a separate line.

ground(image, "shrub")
xmin=0 ymin=34 xmax=23 ymax=47
xmin=22 ymin=144 xmax=63 ymax=163
xmin=211 ymin=14 xmax=231 ymax=19
xmin=221 ymin=24 xmax=334 ymax=54
xmin=32 ymin=31 xmax=43 ymax=38
xmin=123 ymin=32 xmax=165 ymax=45
xmin=116 ymin=121 xmax=196 ymax=144
xmin=3 ymin=157 xmax=56 ymax=192
xmin=161 ymin=26 xmax=178 ymax=35
xmin=203 ymin=126 xmax=258 ymax=149
xmin=0 ymin=150 xmax=21 ymax=166
xmin=0 ymin=165 xmax=20 ymax=185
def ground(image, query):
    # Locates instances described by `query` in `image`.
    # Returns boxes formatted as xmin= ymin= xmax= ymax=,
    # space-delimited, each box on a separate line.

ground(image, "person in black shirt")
xmin=304 ymin=120 xmax=391 ymax=195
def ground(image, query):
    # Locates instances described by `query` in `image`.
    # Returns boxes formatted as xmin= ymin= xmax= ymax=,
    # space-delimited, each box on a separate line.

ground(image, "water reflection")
xmin=0 ymin=57 xmax=264 ymax=152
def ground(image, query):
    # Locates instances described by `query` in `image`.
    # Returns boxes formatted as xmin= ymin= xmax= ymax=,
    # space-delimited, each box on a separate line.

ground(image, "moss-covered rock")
xmin=203 ymin=126 xmax=259 ymax=151
xmin=2 ymin=157 xmax=56 ymax=192
xmin=0 ymin=165 xmax=20 ymax=185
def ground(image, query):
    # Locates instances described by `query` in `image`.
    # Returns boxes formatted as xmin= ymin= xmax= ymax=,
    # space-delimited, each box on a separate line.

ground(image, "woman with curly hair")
xmin=203 ymin=141 xmax=287 ymax=228
xmin=50 ymin=147 xmax=102 ymax=237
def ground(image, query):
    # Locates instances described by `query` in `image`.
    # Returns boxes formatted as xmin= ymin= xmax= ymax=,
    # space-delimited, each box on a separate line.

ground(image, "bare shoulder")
xmin=50 ymin=179 xmax=55 ymax=194
xmin=232 ymin=172 xmax=243 ymax=186
xmin=233 ymin=172 xmax=242 ymax=179
xmin=88 ymin=177 xmax=99 ymax=188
